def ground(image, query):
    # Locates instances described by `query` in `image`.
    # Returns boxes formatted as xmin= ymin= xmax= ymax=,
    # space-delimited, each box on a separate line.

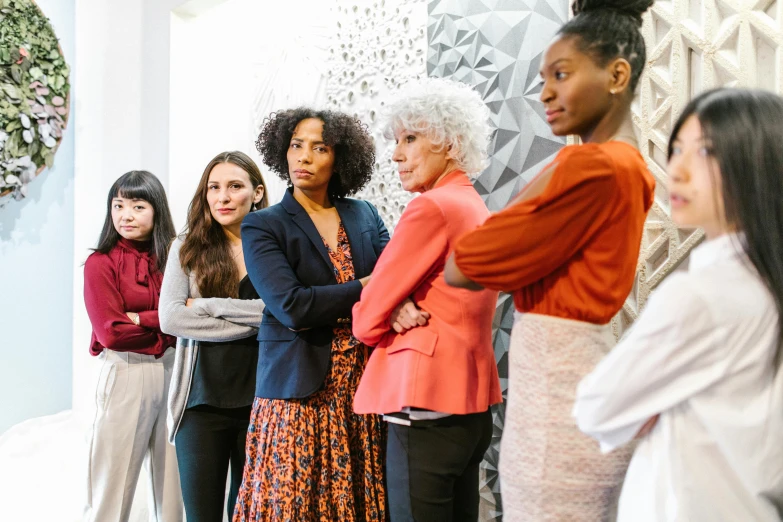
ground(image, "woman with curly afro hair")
xmin=233 ymin=108 xmax=390 ymax=521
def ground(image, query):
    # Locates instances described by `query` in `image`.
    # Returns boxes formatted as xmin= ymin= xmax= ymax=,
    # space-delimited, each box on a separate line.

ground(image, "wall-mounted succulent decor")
xmin=0 ymin=0 xmax=70 ymax=207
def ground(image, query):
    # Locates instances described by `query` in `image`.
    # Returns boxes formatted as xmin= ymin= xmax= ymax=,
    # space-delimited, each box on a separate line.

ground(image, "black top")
xmin=186 ymin=275 xmax=259 ymax=410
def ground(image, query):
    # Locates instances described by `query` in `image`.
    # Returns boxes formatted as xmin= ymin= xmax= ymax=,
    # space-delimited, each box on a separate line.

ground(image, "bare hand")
xmin=635 ymin=415 xmax=659 ymax=439
xmin=359 ymin=274 xmax=372 ymax=287
xmin=390 ymin=298 xmax=430 ymax=333
xmin=185 ymin=298 xmax=194 ymax=307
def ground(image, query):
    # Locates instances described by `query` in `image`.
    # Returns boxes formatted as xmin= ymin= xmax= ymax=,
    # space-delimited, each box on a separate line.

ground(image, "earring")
xmin=610 ymin=88 xmax=617 ymax=95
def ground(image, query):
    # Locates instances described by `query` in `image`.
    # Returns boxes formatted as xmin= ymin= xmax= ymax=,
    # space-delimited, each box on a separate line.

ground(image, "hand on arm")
xmin=634 ymin=415 xmax=659 ymax=439
xmin=352 ymin=196 xmax=448 ymax=345
xmin=84 ymin=255 xmax=163 ymax=350
xmin=158 ymin=239 xmax=262 ymax=342
xmin=389 ymin=297 xmax=430 ymax=333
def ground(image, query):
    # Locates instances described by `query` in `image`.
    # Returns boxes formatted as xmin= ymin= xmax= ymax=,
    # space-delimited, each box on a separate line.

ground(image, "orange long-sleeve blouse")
xmin=454 ymin=141 xmax=655 ymax=324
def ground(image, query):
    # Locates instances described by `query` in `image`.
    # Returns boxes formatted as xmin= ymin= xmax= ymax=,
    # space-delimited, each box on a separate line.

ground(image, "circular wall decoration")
xmin=0 ymin=0 xmax=70 ymax=206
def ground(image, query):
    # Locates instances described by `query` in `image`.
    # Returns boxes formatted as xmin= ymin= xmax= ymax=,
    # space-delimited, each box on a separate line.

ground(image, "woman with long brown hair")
xmin=159 ymin=151 xmax=268 ymax=522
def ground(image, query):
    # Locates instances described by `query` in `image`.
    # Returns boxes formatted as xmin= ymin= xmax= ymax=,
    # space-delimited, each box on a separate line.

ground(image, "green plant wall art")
xmin=0 ymin=0 xmax=70 ymax=206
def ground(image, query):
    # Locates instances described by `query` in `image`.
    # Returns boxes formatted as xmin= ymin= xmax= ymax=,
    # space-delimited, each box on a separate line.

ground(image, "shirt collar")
xmin=689 ymin=232 xmax=744 ymax=271
xmin=118 ymin=237 xmax=152 ymax=254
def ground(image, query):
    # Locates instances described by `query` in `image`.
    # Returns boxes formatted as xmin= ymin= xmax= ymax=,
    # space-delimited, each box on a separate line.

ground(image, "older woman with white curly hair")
xmin=351 ymin=77 xmax=503 ymax=522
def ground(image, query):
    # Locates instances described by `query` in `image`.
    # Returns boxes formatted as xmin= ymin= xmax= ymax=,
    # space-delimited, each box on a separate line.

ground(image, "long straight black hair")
xmin=669 ymin=88 xmax=783 ymax=358
xmin=95 ymin=170 xmax=176 ymax=273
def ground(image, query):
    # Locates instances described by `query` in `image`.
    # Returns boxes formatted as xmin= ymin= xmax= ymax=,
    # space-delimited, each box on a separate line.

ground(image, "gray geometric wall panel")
xmin=428 ymin=1 xmax=568 ymax=519
xmin=429 ymin=0 xmax=567 ymax=210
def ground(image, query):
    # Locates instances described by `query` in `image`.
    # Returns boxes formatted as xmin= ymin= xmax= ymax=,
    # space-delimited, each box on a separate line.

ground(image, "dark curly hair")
xmin=256 ymin=108 xmax=375 ymax=199
xmin=559 ymin=0 xmax=654 ymax=92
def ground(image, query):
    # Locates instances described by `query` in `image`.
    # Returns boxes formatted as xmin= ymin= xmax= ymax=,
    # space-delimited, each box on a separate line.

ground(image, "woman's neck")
xmin=223 ymin=224 xmax=242 ymax=245
xmin=423 ymin=161 xmax=460 ymax=192
xmin=581 ymin=104 xmax=638 ymax=147
xmin=293 ymin=186 xmax=333 ymax=213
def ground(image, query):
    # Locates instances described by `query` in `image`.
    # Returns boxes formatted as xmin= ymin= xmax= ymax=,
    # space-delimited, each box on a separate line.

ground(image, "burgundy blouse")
xmin=83 ymin=238 xmax=175 ymax=357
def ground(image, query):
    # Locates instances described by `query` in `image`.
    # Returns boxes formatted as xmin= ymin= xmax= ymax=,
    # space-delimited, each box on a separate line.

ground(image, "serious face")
xmin=539 ymin=35 xmax=616 ymax=140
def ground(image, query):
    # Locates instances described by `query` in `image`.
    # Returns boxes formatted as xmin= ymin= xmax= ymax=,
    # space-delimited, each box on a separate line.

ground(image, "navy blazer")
xmin=241 ymin=188 xmax=390 ymax=399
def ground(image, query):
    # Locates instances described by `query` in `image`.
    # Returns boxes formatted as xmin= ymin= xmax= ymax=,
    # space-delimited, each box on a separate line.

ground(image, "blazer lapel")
xmin=282 ymin=190 xmax=333 ymax=273
xmin=335 ymin=200 xmax=366 ymax=277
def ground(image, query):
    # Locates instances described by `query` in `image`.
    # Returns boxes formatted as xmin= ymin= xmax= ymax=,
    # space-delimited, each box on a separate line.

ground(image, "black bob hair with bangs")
xmin=94 ymin=170 xmax=176 ymax=272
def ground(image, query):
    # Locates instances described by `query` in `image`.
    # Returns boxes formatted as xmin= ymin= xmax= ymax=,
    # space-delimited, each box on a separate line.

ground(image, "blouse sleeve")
xmin=84 ymin=253 xmax=170 ymax=352
xmin=573 ymin=274 xmax=730 ymax=452
xmin=137 ymin=310 xmax=160 ymax=329
xmin=453 ymin=147 xmax=618 ymax=292
xmin=352 ymin=196 xmax=449 ymax=346
xmin=159 ymin=239 xmax=263 ymax=342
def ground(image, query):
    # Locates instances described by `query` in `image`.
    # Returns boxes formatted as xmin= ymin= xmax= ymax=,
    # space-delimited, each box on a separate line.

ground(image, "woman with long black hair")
xmin=83 ymin=170 xmax=182 ymax=522
xmin=575 ymin=88 xmax=783 ymax=521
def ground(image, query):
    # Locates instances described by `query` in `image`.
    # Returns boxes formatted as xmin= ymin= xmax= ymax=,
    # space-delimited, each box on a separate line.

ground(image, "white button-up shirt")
xmin=574 ymin=233 xmax=783 ymax=521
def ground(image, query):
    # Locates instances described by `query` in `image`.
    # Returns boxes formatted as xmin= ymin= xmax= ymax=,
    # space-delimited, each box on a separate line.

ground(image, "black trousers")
xmin=386 ymin=409 xmax=493 ymax=522
xmin=175 ymin=405 xmax=251 ymax=522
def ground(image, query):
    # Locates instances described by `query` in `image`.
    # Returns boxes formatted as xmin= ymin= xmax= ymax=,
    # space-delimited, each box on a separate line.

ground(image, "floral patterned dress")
xmin=233 ymin=223 xmax=387 ymax=522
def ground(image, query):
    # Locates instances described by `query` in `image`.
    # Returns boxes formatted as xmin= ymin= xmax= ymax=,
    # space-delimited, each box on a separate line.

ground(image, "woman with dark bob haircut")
xmin=233 ymin=108 xmax=390 ymax=521
xmin=84 ymin=170 xmax=182 ymax=521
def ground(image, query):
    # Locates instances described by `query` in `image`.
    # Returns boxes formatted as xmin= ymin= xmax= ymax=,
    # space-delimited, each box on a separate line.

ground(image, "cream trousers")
xmin=84 ymin=348 xmax=183 ymax=522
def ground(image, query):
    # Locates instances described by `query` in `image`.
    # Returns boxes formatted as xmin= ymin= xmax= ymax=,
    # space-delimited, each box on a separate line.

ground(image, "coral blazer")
xmin=352 ymin=170 xmax=502 ymax=415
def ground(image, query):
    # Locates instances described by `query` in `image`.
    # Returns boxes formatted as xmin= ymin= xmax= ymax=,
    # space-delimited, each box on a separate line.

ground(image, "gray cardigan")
xmin=159 ymin=238 xmax=264 ymax=443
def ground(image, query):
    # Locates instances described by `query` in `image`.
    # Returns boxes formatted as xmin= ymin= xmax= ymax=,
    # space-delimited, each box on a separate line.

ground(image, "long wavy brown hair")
xmin=179 ymin=151 xmax=269 ymax=298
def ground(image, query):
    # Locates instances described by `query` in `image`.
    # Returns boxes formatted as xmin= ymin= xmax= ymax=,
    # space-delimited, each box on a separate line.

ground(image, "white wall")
xmin=0 ymin=0 xmax=76 ymax=435
xmin=168 ymin=0 xmax=333 ymax=226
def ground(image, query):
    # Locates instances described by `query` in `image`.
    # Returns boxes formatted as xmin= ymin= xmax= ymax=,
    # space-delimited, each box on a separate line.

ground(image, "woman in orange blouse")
xmin=446 ymin=1 xmax=656 ymax=520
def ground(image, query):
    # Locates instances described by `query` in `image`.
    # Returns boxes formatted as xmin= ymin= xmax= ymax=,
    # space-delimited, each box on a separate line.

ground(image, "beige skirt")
xmin=499 ymin=312 xmax=634 ymax=521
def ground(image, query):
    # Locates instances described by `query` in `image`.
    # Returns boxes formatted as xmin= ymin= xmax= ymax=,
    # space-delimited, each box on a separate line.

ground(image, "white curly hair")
xmin=383 ymin=78 xmax=492 ymax=177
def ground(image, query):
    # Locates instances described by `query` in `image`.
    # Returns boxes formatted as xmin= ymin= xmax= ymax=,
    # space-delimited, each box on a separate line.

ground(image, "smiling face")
xmin=667 ymin=115 xmax=730 ymax=239
xmin=391 ymin=128 xmax=457 ymax=193
xmin=206 ymin=162 xmax=264 ymax=230
xmin=286 ymin=118 xmax=335 ymax=194
xmin=539 ymin=35 xmax=616 ymax=139
xmin=111 ymin=196 xmax=155 ymax=241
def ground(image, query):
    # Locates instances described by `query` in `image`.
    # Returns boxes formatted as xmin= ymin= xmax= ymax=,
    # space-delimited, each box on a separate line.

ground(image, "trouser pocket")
xmin=95 ymin=352 xmax=118 ymax=410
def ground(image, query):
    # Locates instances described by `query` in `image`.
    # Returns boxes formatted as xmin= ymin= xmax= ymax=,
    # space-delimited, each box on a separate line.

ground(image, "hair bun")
xmin=571 ymin=0 xmax=654 ymax=26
